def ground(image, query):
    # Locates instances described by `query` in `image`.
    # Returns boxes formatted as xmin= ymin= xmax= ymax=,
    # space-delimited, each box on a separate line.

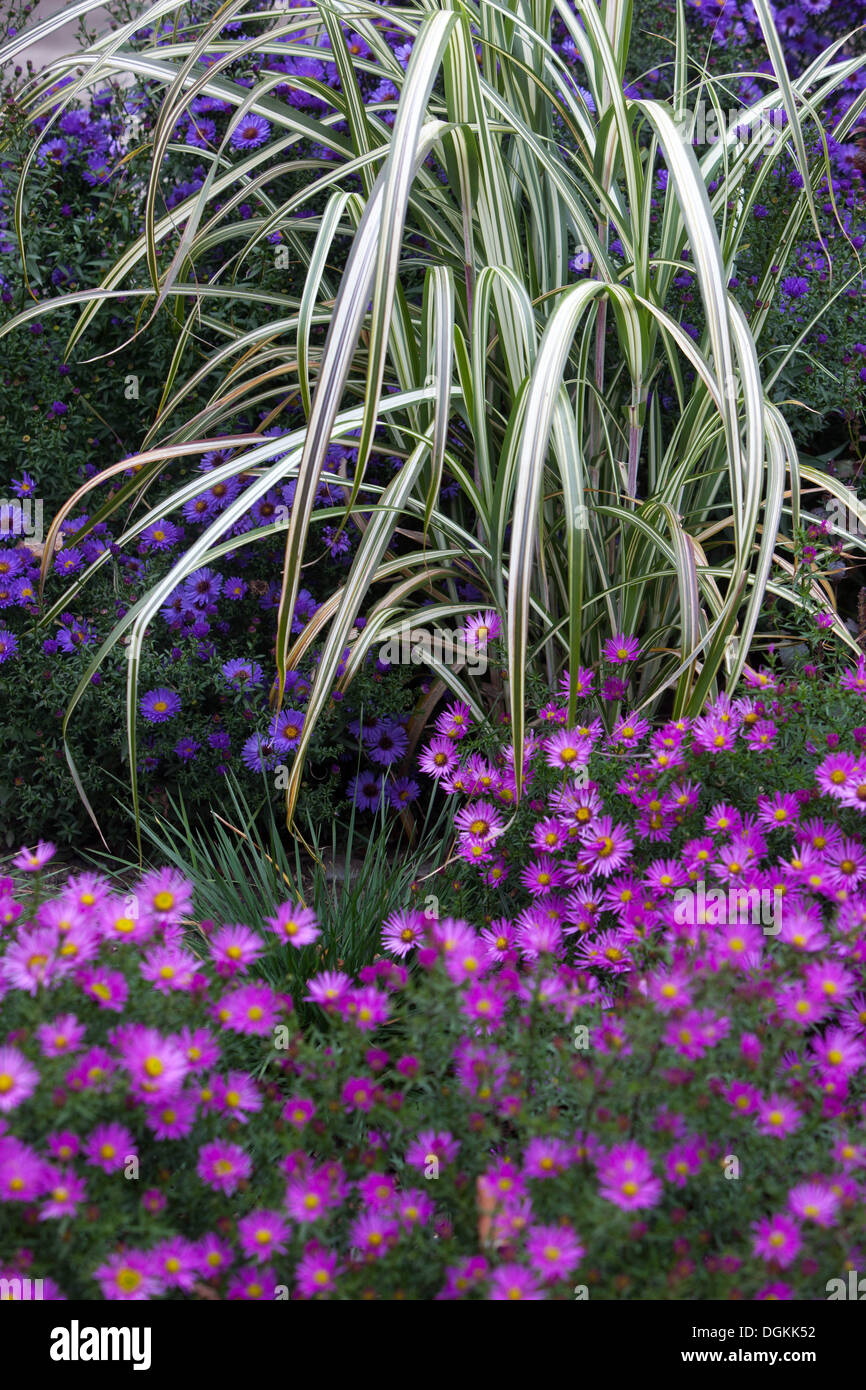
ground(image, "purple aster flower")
xmin=174 ymin=737 xmax=201 ymax=762
xmin=221 ymin=658 xmax=263 ymax=689
xmin=0 ymin=627 xmax=19 ymax=663
xmin=230 ymin=114 xmax=271 ymax=150
xmin=140 ymin=688 xmax=181 ymax=723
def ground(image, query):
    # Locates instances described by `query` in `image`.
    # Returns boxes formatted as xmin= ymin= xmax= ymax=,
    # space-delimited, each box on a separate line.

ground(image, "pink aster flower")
xmin=0 ymin=1137 xmax=48 ymax=1200
xmin=524 ymin=1136 xmax=571 ymax=1179
xmin=578 ymin=816 xmax=633 ymax=876
xmin=212 ymin=1071 xmax=262 ymax=1123
xmin=284 ymin=1096 xmax=316 ymax=1128
xmin=195 ymin=1233 xmax=233 ymax=1278
xmin=136 ymin=867 xmax=193 ymax=925
xmin=756 ymin=1095 xmax=802 ymax=1139
xmin=210 ymin=923 xmax=265 ymax=974
xmin=295 ymin=1242 xmax=339 ymax=1297
xmin=348 ymin=1210 xmax=399 ymax=1260
xmin=39 ymin=1166 xmax=87 ymax=1220
xmin=139 ymin=944 xmax=199 ymax=992
xmin=197 ymin=1141 xmax=252 ymax=1194
xmin=809 ymin=1028 xmax=865 ymax=1081
xmin=347 ymin=984 xmax=390 ymax=1032
xmin=787 ymin=1181 xmax=839 ymax=1227
xmin=341 ymin=1075 xmax=379 ymax=1113
xmin=526 ymin=1223 xmax=584 ymax=1281
xmin=381 ymin=908 xmax=427 ymax=957
xmin=264 ymin=900 xmax=320 ymax=947
xmin=406 ymin=1130 xmax=460 ymax=1172
xmin=12 ymin=840 xmax=56 ymax=872
xmin=305 ymin=969 xmax=352 ymax=1011
xmin=285 ymin=1172 xmax=331 ymax=1222
xmin=152 ymin=1237 xmax=200 ymax=1291
xmin=116 ymin=1025 xmax=190 ymax=1101
xmin=603 ymin=632 xmax=640 ymax=663
xmin=752 ymin=1213 xmax=801 ymax=1267
xmin=84 ymin=1123 xmax=137 ymax=1174
xmin=544 ymin=726 xmax=592 ymax=772
xmin=173 ymin=1026 xmax=220 ymax=1070
xmin=418 ymin=736 xmax=460 ymax=779
xmin=144 ymin=1093 xmax=197 ymax=1139
xmin=487 ymin=1263 xmax=546 ymax=1300
xmin=214 ymin=981 xmax=281 ymax=1036
xmin=0 ymin=1046 xmax=40 ymax=1112
xmin=93 ymin=1250 xmax=163 ymax=1301
xmin=238 ymin=1209 xmax=291 ymax=1262
xmin=35 ymin=1014 xmax=86 ymax=1059
xmin=463 ymin=609 xmax=501 ymax=649
xmin=227 ymin=1266 xmax=279 ymax=1301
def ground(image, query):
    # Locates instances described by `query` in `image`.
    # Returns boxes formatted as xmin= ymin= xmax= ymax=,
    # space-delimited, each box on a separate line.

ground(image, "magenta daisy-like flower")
xmin=544 ymin=726 xmax=592 ymax=772
xmin=755 ymin=1094 xmax=802 ymax=1139
xmin=347 ymin=984 xmax=390 ymax=1032
xmin=435 ymin=702 xmax=474 ymax=747
xmin=0 ymin=1046 xmax=40 ymax=1115
xmin=238 ymin=1209 xmax=291 ymax=1262
xmin=454 ymin=800 xmax=504 ymax=844
xmin=305 ymin=969 xmax=351 ymax=1011
xmin=597 ymin=1142 xmax=662 ymax=1210
xmin=578 ymin=816 xmax=633 ymax=876
xmin=381 ymin=908 xmax=427 ymax=957
xmin=116 ymin=1026 xmax=190 ymax=1101
xmin=197 ymin=1140 xmax=252 ymax=1194
xmin=519 ymin=855 xmax=564 ymax=897
xmin=145 ymin=1093 xmax=197 ymax=1140
xmin=284 ymin=1096 xmax=316 ymax=1128
xmin=152 ymin=1237 xmax=199 ymax=1292
xmin=525 ymin=1223 xmax=584 ymax=1281
xmin=39 ymin=1166 xmax=87 ymax=1220
xmin=137 ymin=867 xmax=193 ymax=924
xmin=210 ymin=923 xmax=265 ymax=974
xmin=482 ymin=1263 xmax=544 ymax=1301
xmin=295 ymin=1243 xmax=339 ymax=1297
xmin=212 ymin=1071 xmax=262 ymax=1123
xmin=752 ymin=1214 xmax=801 ymax=1268
xmin=602 ymin=632 xmax=640 ymax=663
xmin=285 ymin=1173 xmax=331 ymax=1222
xmin=264 ymin=900 xmax=320 ymax=947
xmin=11 ymin=840 xmax=56 ymax=872
xmin=214 ymin=981 xmax=281 ymax=1036
xmin=93 ymin=1250 xmax=163 ymax=1301
xmin=815 ymin=751 xmax=859 ymax=798
xmin=140 ymin=943 xmax=199 ymax=993
xmin=35 ymin=1014 xmax=86 ymax=1059
xmin=84 ymin=1123 xmax=137 ymax=1173
xmin=80 ymin=965 xmax=130 ymax=1012
xmin=406 ymin=1130 xmax=460 ymax=1172
xmin=418 ymin=735 xmax=460 ymax=779
xmin=787 ymin=1181 xmax=839 ymax=1227
xmin=463 ymin=609 xmax=501 ymax=649
xmin=808 ymin=1027 xmax=865 ymax=1081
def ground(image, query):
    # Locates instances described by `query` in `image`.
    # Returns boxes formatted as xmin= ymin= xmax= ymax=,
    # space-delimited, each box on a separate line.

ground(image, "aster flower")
xmin=463 ymin=609 xmax=501 ymax=649
xmin=140 ymin=687 xmax=181 ymax=723
xmin=238 ymin=1209 xmax=291 ymax=1262
xmin=752 ymin=1214 xmax=802 ymax=1268
xmin=294 ymin=1243 xmax=338 ymax=1297
xmin=93 ymin=1251 xmax=163 ymax=1301
xmin=210 ymin=923 xmax=264 ymax=974
xmin=12 ymin=840 xmax=56 ymax=872
xmin=265 ymin=901 xmax=320 ymax=947
xmin=230 ymin=114 xmax=271 ymax=149
xmin=0 ymin=1047 xmax=40 ymax=1112
xmin=197 ymin=1140 xmax=252 ymax=1194
xmin=603 ymin=632 xmax=640 ymax=663
xmin=85 ymin=1123 xmax=137 ymax=1173
xmin=787 ymin=1182 xmax=839 ymax=1227
xmin=756 ymin=1095 xmax=802 ymax=1139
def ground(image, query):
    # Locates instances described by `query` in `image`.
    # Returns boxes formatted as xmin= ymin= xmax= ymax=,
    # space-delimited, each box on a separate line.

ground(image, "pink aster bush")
xmin=1 ymin=652 xmax=866 ymax=1299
